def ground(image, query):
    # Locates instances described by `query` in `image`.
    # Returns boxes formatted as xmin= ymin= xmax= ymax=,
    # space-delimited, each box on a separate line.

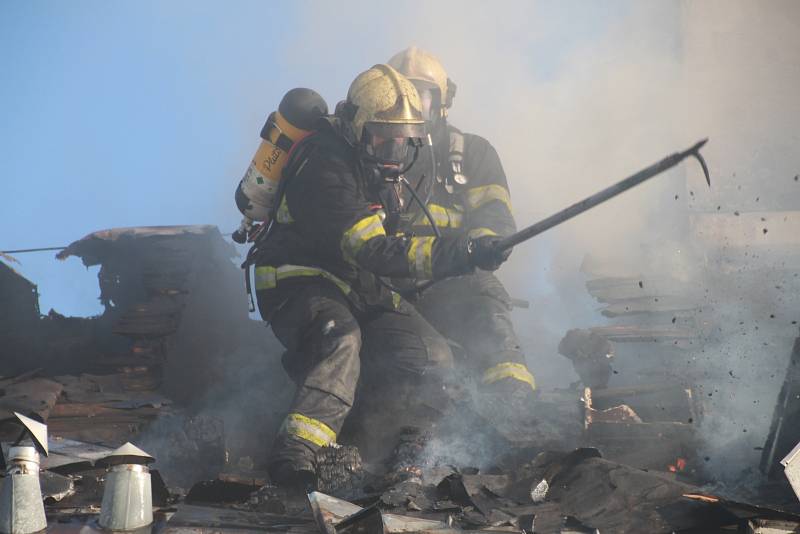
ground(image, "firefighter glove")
xmin=467 ymin=235 xmax=511 ymax=271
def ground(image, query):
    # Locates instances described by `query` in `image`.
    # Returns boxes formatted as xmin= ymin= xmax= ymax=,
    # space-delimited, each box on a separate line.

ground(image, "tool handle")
xmin=496 ymin=139 xmax=709 ymax=251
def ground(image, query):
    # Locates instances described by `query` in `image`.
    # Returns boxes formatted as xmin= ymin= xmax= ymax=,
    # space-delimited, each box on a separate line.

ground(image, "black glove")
xmin=467 ymin=235 xmax=512 ymax=271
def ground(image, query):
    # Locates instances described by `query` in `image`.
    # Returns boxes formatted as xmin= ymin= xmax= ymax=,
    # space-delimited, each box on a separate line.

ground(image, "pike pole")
xmin=496 ymin=139 xmax=711 ymax=251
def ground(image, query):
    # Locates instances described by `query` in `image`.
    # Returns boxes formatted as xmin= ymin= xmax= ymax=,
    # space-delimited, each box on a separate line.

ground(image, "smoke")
xmin=285 ymin=1 xmax=693 ymax=389
xmin=675 ymin=2 xmax=800 ymax=487
xmin=282 ymin=1 xmax=800 ymax=484
xmin=132 ymin=236 xmax=295 ymax=489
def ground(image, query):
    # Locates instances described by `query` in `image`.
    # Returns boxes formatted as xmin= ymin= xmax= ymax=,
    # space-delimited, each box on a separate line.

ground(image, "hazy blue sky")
xmin=1 ymin=1 xmax=624 ymax=316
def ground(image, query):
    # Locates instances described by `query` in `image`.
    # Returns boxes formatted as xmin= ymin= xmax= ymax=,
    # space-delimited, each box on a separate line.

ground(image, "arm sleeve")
xmin=460 ymin=135 xmax=517 ymax=238
xmin=286 ymin=154 xmax=471 ymax=280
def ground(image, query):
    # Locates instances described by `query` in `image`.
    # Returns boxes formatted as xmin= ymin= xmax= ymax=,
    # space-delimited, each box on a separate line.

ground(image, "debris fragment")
xmin=316 ymin=445 xmax=364 ymax=498
xmin=185 ymin=479 xmax=259 ymax=504
xmin=780 ymin=440 xmax=800 ymax=502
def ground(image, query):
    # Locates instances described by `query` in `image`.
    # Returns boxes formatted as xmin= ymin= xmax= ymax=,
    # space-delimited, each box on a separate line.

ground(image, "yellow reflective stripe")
xmin=276 ymin=267 xmax=351 ymax=295
xmin=465 ymin=184 xmax=512 ymax=212
xmin=254 ymin=266 xmax=277 ymax=290
xmin=276 ymin=197 xmax=293 ymax=224
xmin=282 ymin=413 xmax=336 ymax=448
xmin=407 ymin=236 xmax=435 ymax=279
xmin=468 ymin=227 xmax=498 ymax=239
xmin=482 ymin=362 xmax=536 ymax=391
xmin=421 ymin=237 xmax=434 ymax=279
xmin=341 ymin=214 xmax=386 ymax=262
xmin=416 ymin=204 xmax=463 ymax=228
xmin=254 ymin=265 xmax=351 ymax=295
xmin=407 ymin=239 xmax=420 ymax=275
xmin=392 ymin=291 xmax=402 ymax=309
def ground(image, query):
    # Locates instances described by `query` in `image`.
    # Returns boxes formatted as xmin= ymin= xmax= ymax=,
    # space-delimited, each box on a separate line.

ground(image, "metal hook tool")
xmin=497 ymin=138 xmax=712 ymax=252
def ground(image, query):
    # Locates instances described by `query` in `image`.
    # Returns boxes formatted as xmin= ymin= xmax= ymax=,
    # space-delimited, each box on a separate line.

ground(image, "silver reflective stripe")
xmin=254 ymin=266 xmax=277 ymax=290
xmin=407 ymin=236 xmax=435 ymax=279
xmin=254 ymin=265 xmax=351 ymax=295
xmin=467 ymin=227 xmax=498 ymax=238
xmin=276 ymin=265 xmax=351 ymax=295
xmin=282 ymin=413 xmax=336 ymax=447
xmin=341 ymin=214 xmax=386 ymax=262
xmin=465 ymin=184 xmax=512 ymax=212
xmin=276 ymin=197 xmax=294 ymax=223
xmin=415 ymin=204 xmax=463 ymax=228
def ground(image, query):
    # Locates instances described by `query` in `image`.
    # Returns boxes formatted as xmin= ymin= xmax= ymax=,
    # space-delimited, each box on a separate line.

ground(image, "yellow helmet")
xmin=346 ymin=64 xmax=426 ymax=144
xmin=387 ymin=47 xmax=456 ymax=117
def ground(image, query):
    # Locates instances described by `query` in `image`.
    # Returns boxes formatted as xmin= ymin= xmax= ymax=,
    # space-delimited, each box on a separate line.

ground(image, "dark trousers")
xmin=413 ymin=270 xmax=526 ymax=375
xmin=260 ymin=279 xmax=454 ymax=467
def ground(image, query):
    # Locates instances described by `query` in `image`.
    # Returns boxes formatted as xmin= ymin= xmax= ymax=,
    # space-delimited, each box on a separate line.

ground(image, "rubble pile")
xmin=153 ymin=444 xmax=800 ymax=534
xmin=1 ymin=226 xmax=279 ymax=485
xmin=0 ymin=226 xmax=254 ymax=456
xmin=581 ymin=383 xmax=699 ymax=474
xmin=0 ymin=372 xmax=168 ymax=447
xmin=576 ymin=194 xmax=800 ymax=492
xmin=55 ymin=225 xmax=248 ymax=400
xmin=3 ymin=224 xmax=800 ymax=533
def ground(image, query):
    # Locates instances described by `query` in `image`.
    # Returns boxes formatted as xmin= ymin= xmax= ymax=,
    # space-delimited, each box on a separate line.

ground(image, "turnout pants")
xmin=260 ymin=279 xmax=454 ymax=469
xmin=413 ymin=270 xmax=535 ymax=390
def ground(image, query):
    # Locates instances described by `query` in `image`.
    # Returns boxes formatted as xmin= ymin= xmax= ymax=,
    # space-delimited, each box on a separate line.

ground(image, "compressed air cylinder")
xmin=236 ymin=88 xmax=328 ymax=222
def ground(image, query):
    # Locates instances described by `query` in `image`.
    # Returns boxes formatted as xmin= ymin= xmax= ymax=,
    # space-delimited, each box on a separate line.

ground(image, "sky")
xmin=0 ymin=0 xmax=624 ymax=317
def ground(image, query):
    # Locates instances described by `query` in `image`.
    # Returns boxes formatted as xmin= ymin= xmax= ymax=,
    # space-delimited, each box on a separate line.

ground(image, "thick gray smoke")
xmin=282 ymin=1 xmax=800 ymax=483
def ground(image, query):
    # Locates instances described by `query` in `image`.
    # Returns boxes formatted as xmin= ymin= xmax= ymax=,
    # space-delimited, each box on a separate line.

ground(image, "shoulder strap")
xmin=447 ymin=126 xmax=468 ymax=187
xmin=271 ymin=118 xmax=355 ymax=220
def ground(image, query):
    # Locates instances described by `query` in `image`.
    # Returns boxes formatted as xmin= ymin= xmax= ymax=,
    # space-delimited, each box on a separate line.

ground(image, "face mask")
xmin=411 ymin=82 xmax=445 ymax=136
xmin=362 ymin=130 xmax=426 ymax=183
xmin=359 ymin=117 xmax=429 ymax=185
xmin=364 ymin=135 xmax=411 ymax=167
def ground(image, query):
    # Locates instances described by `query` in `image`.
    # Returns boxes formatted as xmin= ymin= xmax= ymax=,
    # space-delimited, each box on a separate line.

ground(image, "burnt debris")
xmin=2 ymin=224 xmax=800 ymax=533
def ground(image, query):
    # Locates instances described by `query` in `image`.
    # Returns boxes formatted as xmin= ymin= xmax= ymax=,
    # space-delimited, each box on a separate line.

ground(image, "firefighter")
xmin=253 ymin=64 xmax=510 ymax=487
xmin=386 ymin=47 xmax=537 ymax=403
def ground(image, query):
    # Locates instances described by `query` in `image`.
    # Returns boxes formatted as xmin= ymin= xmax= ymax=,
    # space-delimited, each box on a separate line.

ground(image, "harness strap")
xmin=448 ymin=128 xmax=467 ymax=186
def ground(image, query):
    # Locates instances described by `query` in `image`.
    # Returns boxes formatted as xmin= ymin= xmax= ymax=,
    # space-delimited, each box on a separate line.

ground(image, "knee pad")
xmin=422 ymin=334 xmax=455 ymax=372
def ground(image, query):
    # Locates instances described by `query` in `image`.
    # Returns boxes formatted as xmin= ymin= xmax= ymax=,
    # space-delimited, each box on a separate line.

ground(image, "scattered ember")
xmin=397 ymin=465 xmax=423 ymax=479
xmin=668 ymin=458 xmax=687 ymax=472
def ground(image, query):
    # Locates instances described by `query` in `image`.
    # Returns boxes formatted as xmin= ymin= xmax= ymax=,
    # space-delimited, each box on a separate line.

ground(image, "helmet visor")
xmin=367 ymin=137 xmax=408 ymax=165
xmin=363 ymin=122 xmax=426 ymax=166
xmin=410 ymin=80 xmax=442 ymax=122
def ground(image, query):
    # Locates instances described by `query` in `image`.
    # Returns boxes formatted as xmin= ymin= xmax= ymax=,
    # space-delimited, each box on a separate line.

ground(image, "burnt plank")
xmin=590 ymin=325 xmax=698 ymax=342
xmin=49 ymin=402 xmax=160 ymax=418
xmin=601 ymin=296 xmax=699 ymax=318
xmin=0 ymin=377 xmax=64 ymax=420
xmin=113 ymin=312 xmax=180 ymax=337
xmin=165 ymin=503 xmax=314 ymax=532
